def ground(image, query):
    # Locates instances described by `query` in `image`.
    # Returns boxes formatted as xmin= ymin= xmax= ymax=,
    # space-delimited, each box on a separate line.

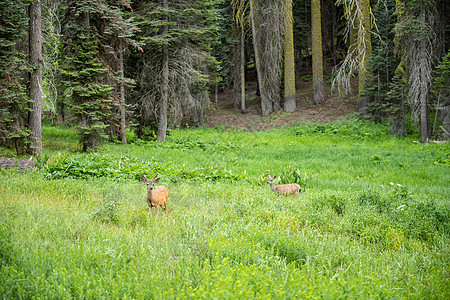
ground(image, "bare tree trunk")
xmin=250 ymin=0 xmax=272 ymax=116
xmin=118 ymin=40 xmax=127 ymax=144
xmin=28 ymin=0 xmax=43 ymax=155
xmin=311 ymin=0 xmax=324 ymax=105
xmin=240 ymin=26 xmax=246 ymax=113
xmin=157 ymin=0 xmax=169 ymax=142
xmin=419 ymin=38 xmax=429 ymax=142
xmin=283 ymin=0 xmax=296 ymax=112
xmin=359 ymin=0 xmax=372 ymax=95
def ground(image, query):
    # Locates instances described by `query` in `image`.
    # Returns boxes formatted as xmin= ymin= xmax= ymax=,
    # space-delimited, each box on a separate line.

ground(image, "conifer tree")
xmin=60 ymin=1 xmax=114 ymax=151
xmin=249 ymin=0 xmax=283 ymax=116
xmin=362 ymin=0 xmax=406 ymax=136
xmin=311 ymin=0 xmax=324 ymax=105
xmin=28 ymin=0 xmax=43 ymax=155
xmin=231 ymin=0 xmax=249 ymax=113
xmin=0 ymin=0 xmax=31 ymax=154
xmin=131 ymin=0 xmax=219 ymax=140
xmin=283 ymin=0 xmax=296 ymax=112
xmin=395 ymin=0 xmax=440 ymax=141
xmin=97 ymin=0 xmax=139 ymax=145
xmin=332 ymin=0 xmax=374 ymax=95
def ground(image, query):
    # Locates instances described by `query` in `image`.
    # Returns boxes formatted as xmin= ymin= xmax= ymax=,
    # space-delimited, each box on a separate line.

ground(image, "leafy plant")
xmin=43 ymin=152 xmax=249 ymax=183
xmin=91 ymin=197 xmax=121 ymax=225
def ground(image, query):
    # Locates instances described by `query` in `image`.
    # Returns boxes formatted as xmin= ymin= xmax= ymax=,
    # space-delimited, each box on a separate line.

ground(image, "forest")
xmin=1 ymin=0 xmax=450 ymax=299
xmin=0 ymin=0 xmax=449 ymax=153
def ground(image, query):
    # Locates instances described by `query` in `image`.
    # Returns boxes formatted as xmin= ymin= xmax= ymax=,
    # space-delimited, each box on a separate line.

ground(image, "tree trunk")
xmin=419 ymin=37 xmax=429 ymax=142
xmin=28 ymin=0 xmax=43 ymax=155
xmin=157 ymin=0 xmax=169 ymax=142
xmin=283 ymin=0 xmax=296 ymax=112
xmin=118 ymin=40 xmax=127 ymax=144
xmin=240 ymin=26 xmax=246 ymax=113
xmin=311 ymin=0 xmax=324 ymax=105
xmin=359 ymin=0 xmax=372 ymax=95
xmin=250 ymin=0 xmax=272 ymax=116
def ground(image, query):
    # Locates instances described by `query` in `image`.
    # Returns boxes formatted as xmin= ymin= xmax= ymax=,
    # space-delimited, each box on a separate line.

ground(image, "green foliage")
xmin=1 ymin=124 xmax=449 ymax=298
xmin=129 ymin=0 xmax=220 ymax=131
xmin=0 ymin=0 xmax=32 ymax=153
xmin=294 ymin=118 xmax=388 ymax=139
xmin=43 ymin=152 xmax=249 ymax=182
xmin=91 ymin=197 xmax=121 ymax=225
xmin=433 ymin=50 xmax=450 ymax=97
xmin=278 ymin=165 xmax=308 ymax=187
xmin=361 ymin=0 xmax=406 ymax=130
xmin=60 ymin=2 xmax=115 ymax=152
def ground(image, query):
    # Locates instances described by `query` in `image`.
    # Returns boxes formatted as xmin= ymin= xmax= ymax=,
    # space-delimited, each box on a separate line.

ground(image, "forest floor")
xmin=207 ymin=77 xmax=360 ymax=131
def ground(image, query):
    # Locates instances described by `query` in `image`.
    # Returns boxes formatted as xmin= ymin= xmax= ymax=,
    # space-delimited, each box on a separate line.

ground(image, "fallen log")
xmin=0 ymin=157 xmax=35 ymax=170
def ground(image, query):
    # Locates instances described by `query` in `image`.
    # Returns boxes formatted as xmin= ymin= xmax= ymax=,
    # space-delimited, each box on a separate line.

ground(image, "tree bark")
xmin=250 ymin=0 xmax=272 ymax=116
xmin=283 ymin=0 xmax=296 ymax=112
xmin=28 ymin=0 xmax=43 ymax=155
xmin=359 ymin=0 xmax=372 ymax=95
xmin=419 ymin=37 xmax=429 ymax=142
xmin=240 ymin=26 xmax=246 ymax=113
xmin=157 ymin=0 xmax=169 ymax=142
xmin=311 ymin=0 xmax=324 ymax=105
xmin=118 ymin=40 xmax=127 ymax=144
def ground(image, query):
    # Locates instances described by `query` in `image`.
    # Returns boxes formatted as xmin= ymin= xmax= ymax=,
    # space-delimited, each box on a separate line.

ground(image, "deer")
xmin=141 ymin=171 xmax=169 ymax=215
xmin=267 ymin=175 xmax=301 ymax=196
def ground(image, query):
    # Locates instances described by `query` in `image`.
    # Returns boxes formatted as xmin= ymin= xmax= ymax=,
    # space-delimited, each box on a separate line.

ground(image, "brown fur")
xmin=141 ymin=171 xmax=169 ymax=214
xmin=267 ymin=175 xmax=300 ymax=196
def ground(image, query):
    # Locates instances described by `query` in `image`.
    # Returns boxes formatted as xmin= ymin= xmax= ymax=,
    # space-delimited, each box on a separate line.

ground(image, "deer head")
xmin=141 ymin=171 xmax=160 ymax=190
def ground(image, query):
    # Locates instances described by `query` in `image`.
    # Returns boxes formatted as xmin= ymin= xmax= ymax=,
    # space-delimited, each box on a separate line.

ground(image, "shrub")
xmin=294 ymin=119 xmax=388 ymax=139
xmin=43 ymin=152 xmax=249 ymax=183
xmin=91 ymin=197 xmax=121 ymax=225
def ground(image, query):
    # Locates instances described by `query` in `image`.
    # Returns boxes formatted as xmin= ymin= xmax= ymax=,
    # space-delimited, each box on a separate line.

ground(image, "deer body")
xmin=141 ymin=171 xmax=169 ymax=214
xmin=267 ymin=175 xmax=300 ymax=196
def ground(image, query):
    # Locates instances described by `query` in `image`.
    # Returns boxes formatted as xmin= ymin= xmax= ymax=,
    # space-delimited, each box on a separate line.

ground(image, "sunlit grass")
xmin=1 ymin=121 xmax=449 ymax=298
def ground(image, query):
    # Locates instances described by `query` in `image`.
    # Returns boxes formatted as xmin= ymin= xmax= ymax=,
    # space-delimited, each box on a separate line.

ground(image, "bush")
xmin=294 ymin=119 xmax=389 ymax=139
xmin=91 ymin=197 xmax=121 ymax=225
xmin=43 ymin=152 xmax=249 ymax=183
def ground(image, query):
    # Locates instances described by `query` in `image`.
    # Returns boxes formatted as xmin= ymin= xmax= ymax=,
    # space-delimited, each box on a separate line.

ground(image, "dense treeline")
xmin=1 ymin=0 xmax=449 ymax=154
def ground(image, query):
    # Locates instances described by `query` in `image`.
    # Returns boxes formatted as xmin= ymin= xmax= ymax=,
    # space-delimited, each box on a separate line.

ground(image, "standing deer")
xmin=267 ymin=175 xmax=301 ymax=196
xmin=141 ymin=171 xmax=169 ymax=214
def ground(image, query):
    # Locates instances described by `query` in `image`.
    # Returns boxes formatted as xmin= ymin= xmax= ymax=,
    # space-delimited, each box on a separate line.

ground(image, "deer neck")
xmin=269 ymin=183 xmax=276 ymax=191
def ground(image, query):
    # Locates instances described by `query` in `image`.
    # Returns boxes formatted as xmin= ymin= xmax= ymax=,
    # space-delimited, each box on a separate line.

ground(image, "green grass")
xmin=1 ymin=121 xmax=449 ymax=299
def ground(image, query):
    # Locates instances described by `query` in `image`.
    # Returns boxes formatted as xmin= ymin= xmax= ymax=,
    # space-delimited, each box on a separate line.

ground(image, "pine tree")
xmin=231 ymin=0 xmax=249 ymax=113
xmin=131 ymin=0 xmax=219 ymax=140
xmin=433 ymin=50 xmax=450 ymax=136
xmin=361 ymin=0 xmax=404 ymax=131
xmin=60 ymin=1 xmax=114 ymax=151
xmin=395 ymin=0 xmax=440 ymax=141
xmin=283 ymin=0 xmax=296 ymax=112
xmin=332 ymin=0 xmax=374 ymax=96
xmin=250 ymin=0 xmax=284 ymax=116
xmin=0 ymin=0 xmax=31 ymax=154
xmin=97 ymin=0 xmax=139 ymax=145
xmin=311 ymin=0 xmax=324 ymax=105
xmin=28 ymin=0 xmax=43 ymax=155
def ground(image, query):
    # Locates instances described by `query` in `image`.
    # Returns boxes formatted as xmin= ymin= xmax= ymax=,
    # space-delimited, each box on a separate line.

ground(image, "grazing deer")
xmin=267 ymin=175 xmax=301 ymax=196
xmin=141 ymin=171 xmax=169 ymax=215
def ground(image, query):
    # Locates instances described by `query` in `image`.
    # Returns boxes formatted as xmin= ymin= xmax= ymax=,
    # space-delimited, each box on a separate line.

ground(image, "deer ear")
xmin=153 ymin=178 xmax=160 ymax=184
xmin=273 ymin=176 xmax=277 ymax=179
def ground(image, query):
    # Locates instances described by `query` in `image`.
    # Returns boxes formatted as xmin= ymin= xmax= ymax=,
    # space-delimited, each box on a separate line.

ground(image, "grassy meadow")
xmin=1 ymin=120 xmax=449 ymax=299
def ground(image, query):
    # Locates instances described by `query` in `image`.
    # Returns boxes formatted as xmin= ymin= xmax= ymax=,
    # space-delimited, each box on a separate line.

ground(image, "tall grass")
xmin=1 ymin=120 xmax=449 ymax=298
